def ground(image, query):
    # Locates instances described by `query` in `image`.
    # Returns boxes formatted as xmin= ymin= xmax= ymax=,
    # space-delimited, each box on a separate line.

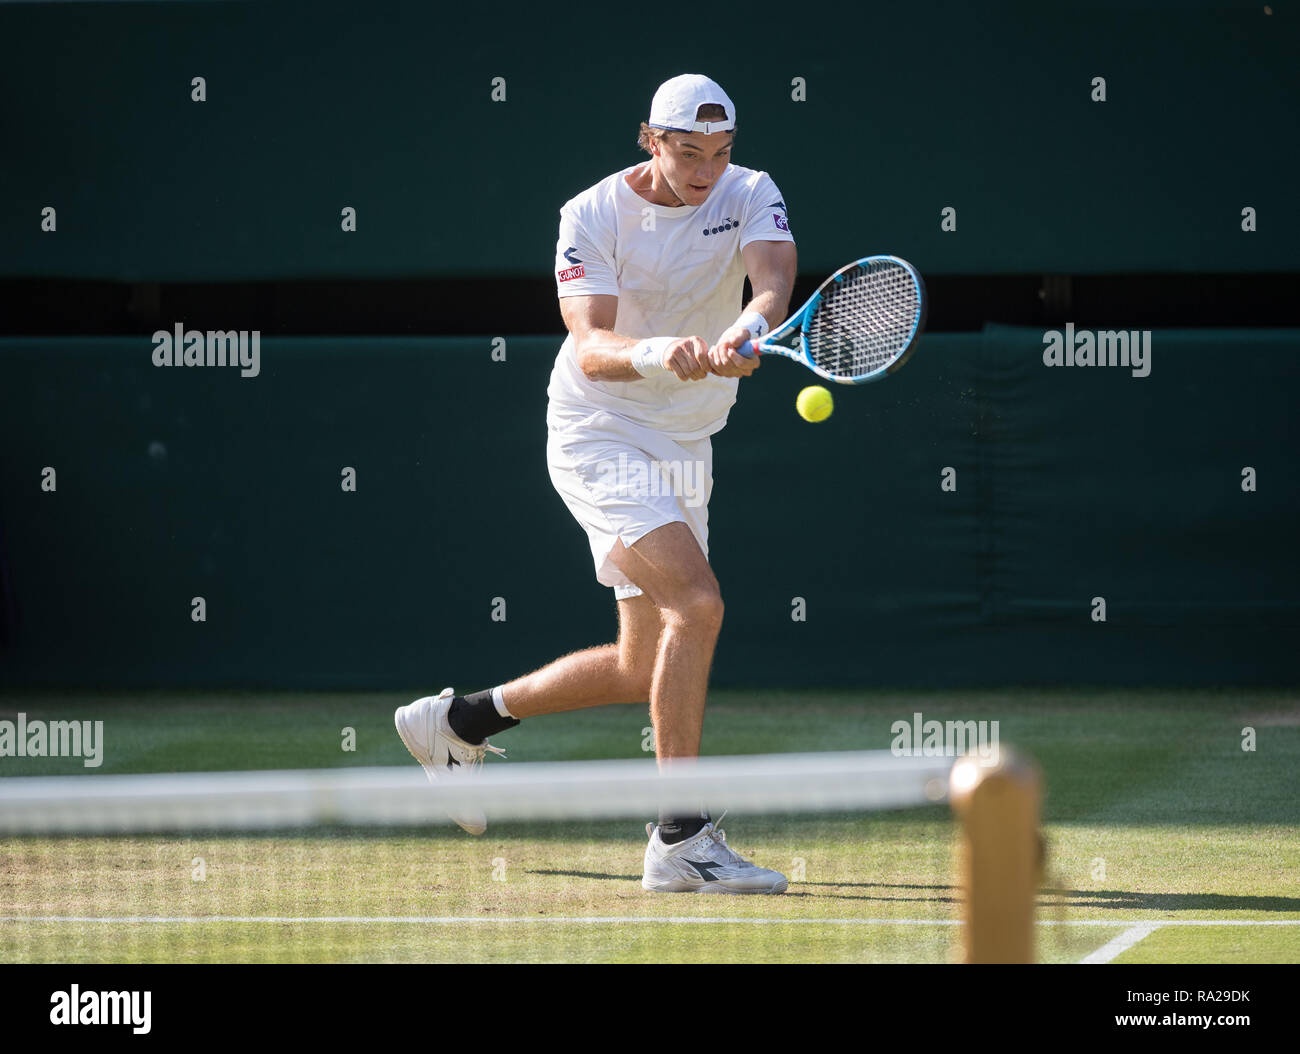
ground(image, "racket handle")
xmin=738 ymin=340 xmax=761 ymax=359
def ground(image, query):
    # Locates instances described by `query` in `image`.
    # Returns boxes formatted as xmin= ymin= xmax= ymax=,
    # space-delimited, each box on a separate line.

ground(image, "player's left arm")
xmin=708 ymin=240 xmax=798 ymax=377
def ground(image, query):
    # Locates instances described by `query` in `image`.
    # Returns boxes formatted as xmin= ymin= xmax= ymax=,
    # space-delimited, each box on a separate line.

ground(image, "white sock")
xmin=491 ymin=685 xmax=515 ymax=719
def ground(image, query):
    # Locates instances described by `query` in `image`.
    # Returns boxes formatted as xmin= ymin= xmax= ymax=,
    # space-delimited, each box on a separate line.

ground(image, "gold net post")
xmin=949 ymin=749 xmax=1042 ymax=964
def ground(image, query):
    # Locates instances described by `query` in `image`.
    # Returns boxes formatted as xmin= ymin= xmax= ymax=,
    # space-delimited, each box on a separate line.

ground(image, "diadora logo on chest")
xmin=701 ymin=217 xmax=741 ymax=237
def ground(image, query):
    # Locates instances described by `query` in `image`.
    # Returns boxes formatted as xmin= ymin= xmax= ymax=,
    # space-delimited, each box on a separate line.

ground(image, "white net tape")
xmin=0 ymin=751 xmax=955 ymax=833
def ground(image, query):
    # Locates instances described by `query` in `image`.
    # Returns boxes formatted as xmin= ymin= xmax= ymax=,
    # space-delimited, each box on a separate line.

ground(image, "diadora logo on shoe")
xmin=685 ymin=859 xmax=725 ymax=881
xmin=701 ymin=217 xmax=741 ymax=237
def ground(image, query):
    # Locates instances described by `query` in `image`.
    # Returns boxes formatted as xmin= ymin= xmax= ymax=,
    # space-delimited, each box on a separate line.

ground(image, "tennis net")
xmin=0 ymin=749 xmax=1038 ymax=963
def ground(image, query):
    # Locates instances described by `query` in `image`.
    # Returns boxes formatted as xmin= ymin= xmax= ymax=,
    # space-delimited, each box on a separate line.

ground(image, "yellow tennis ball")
xmin=796 ymin=385 xmax=834 ymax=422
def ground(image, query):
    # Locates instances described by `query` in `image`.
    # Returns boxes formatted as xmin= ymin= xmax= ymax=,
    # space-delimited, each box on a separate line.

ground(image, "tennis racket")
xmin=740 ymin=255 xmax=926 ymax=385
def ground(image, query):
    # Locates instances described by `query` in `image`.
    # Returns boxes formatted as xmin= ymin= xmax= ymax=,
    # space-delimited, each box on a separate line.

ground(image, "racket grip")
xmin=738 ymin=340 xmax=760 ymax=359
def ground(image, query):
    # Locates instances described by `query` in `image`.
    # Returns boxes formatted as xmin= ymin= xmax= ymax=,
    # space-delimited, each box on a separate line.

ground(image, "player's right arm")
xmin=560 ymin=294 xmax=710 ymax=382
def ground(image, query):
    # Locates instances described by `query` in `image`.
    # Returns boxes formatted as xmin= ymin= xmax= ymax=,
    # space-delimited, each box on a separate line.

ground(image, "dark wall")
xmin=1 ymin=1 xmax=1296 ymax=283
xmin=1 ymin=328 xmax=1295 ymax=689
xmin=2 ymin=1 xmax=1295 ymax=689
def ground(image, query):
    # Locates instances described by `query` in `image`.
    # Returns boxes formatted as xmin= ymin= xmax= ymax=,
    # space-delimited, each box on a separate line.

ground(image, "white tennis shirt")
xmin=548 ymin=162 xmax=795 ymax=441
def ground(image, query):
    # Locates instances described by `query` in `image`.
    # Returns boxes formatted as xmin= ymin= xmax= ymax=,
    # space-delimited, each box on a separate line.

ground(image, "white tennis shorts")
xmin=547 ymin=414 xmax=714 ymax=599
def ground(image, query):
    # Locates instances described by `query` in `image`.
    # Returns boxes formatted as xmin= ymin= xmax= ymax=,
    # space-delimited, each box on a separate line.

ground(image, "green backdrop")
xmin=0 ymin=0 xmax=1295 ymax=281
xmin=1 ymin=327 xmax=1295 ymax=688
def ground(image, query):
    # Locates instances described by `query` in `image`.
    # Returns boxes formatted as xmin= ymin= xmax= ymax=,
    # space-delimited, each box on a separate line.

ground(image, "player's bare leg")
xmin=467 ymin=521 xmax=718 ymax=756
xmin=604 ymin=529 xmax=785 ymax=894
xmin=603 ymin=522 xmax=722 ymax=762
xmin=498 ymin=593 xmax=661 ymax=717
xmin=393 ymin=595 xmax=658 ymax=836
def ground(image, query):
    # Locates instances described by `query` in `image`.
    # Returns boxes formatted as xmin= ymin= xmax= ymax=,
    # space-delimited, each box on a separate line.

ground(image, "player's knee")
xmin=664 ymin=584 xmax=724 ymax=631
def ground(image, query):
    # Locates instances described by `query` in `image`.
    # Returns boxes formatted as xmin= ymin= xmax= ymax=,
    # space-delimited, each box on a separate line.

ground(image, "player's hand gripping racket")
xmin=740 ymin=255 xmax=926 ymax=384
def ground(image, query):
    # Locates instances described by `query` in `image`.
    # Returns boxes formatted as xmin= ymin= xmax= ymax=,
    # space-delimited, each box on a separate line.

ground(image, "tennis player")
xmin=396 ymin=74 xmax=797 ymax=894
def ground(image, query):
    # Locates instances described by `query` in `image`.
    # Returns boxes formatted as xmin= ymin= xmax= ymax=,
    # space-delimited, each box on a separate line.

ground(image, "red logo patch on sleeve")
xmin=558 ymin=265 xmax=586 ymax=282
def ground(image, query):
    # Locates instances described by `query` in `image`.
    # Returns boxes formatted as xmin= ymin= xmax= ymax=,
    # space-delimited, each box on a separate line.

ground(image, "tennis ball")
xmin=796 ymin=385 xmax=834 ymax=423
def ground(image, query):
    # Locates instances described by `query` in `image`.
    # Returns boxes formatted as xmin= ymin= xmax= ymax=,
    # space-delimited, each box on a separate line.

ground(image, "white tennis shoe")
xmin=394 ymin=687 xmax=505 ymax=836
xmin=642 ymin=815 xmax=788 ymax=895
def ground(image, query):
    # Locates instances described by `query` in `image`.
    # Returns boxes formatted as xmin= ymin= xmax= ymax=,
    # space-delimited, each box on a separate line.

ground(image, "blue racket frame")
xmin=740 ymin=254 xmax=927 ymax=385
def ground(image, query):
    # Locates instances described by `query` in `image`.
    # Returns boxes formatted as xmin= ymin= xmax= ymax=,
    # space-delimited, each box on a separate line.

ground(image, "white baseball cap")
xmin=648 ymin=74 xmax=736 ymax=134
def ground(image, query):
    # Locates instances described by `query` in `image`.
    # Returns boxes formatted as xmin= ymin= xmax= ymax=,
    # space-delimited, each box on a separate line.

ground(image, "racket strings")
xmin=805 ymin=261 xmax=921 ymax=379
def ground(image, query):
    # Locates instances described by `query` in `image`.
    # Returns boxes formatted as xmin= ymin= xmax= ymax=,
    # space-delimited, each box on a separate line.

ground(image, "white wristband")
xmin=734 ymin=310 xmax=769 ymax=339
xmin=630 ymin=337 xmax=675 ymax=377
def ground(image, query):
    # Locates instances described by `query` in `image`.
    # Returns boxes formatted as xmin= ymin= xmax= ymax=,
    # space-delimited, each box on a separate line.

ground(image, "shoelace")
xmin=463 ymin=741 xmax=508 ymax=769
xmin=700 ymin=811 xmax=753 ymax=865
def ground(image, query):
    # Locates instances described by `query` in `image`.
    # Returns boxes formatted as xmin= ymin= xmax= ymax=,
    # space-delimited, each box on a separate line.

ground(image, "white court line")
xmin=0 ymin=916 xmax=960 ymax=925
xmin=1078 ymin=922 xmax=1162 ymax=964
xmin=2 ymin=916 xmax=1298 ymax=926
